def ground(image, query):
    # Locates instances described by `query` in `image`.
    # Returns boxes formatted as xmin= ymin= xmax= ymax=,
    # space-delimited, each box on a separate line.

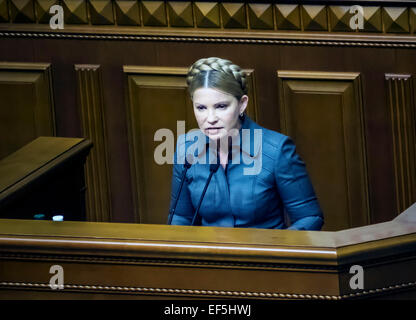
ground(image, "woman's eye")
xmin=196 ymin=106 xmax=206 ymax=111
xmin=216 ymin=104 xmax=227 ymax=109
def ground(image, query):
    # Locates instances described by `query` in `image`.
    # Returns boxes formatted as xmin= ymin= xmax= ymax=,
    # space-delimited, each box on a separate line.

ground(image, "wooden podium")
xmin=0 ymin=202 xmax=415 ymax=299
xmin=0 ymin=137 xmax=92 ymax=221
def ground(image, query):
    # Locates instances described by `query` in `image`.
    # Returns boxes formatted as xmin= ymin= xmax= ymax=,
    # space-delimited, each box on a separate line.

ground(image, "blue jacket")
xmin=169 ymin=115 xmax=324 ymax=230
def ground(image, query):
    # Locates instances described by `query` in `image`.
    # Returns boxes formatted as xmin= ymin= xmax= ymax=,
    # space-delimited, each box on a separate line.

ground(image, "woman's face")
xmin=192 ymin=87 xmax=248 ymax=141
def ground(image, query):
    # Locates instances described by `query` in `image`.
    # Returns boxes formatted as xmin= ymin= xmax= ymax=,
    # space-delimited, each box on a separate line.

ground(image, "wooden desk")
xmin=0 ymin=203 xmax=415 ymax=299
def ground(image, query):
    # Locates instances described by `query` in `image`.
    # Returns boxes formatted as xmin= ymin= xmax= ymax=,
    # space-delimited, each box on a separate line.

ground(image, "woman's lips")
xmin=205 ymin=127 xmax=223 ymax=134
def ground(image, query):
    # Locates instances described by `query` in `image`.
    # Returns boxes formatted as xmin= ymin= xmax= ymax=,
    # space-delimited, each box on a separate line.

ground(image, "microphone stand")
xmin=191 ymin=163 xmax=220 ymax=226
xmin=168 ymin=159 xmax=192 ymax=225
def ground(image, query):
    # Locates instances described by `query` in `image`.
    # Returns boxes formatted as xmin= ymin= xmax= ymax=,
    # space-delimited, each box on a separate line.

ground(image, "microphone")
xmin=168 ymin=159 xmax=192 ymax=225
xmin=191 ymin=163 xmax=220 ymax=226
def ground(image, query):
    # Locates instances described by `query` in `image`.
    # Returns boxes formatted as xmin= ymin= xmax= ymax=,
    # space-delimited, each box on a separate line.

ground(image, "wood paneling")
xmin=1 ymin=1 xmax=415 ymax=35
xmin=248 ymin=3 xmax=274 ymax=30
xmin=245 ymin=70 xmax=259 ymax=122
xmin=124 ymin=66 xmax=258 ymax=224
xmin=167 ymin=1 xmax=193 ymax=28
xmin=89 ymin=0 xmax=114 ymax=25
xmin=302 ymin=5 xmax=328 ymax=31
xmin=0 ymin=62 xmax=55 ymax=159
xmin=9 ymin=0 xmax=35 ymax=23
xmin=62 ymin=0 xmax=88 ymax=24
xmin=0 ymin=0 xmax=8 ymax=22
xmin=221 ymin=2 xmax=247 ymax=29
xmin=194 ymin=2 xmax=220 ymax=28
xmin=114 ymin=0 xmax=141 ymax=26
xmin=124 ymin=66 xmax=193 ymax=224
xmin=75 ymin=64 xmax=112 ymax=222
xmin=36 ymin=0 xmax=59 ymax=24
xmin=385 ymin=74 xmax=416 ymax=216
xmin=141 ymin=1 xmax=166 ymax=27
xmin=277 ymin=71 xmax=370 ymax=231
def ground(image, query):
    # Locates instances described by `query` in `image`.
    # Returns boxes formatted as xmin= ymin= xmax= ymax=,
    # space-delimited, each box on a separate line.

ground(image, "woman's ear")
xmin=239 ymin=95 xmax=249 ymax=114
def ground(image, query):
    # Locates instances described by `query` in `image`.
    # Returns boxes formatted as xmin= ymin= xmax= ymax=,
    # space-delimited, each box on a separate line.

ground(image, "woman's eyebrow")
xmin=214 ymin=101 xmax=230 ymax=106
xmin=194 ymin=101 xmax=230 ymax=106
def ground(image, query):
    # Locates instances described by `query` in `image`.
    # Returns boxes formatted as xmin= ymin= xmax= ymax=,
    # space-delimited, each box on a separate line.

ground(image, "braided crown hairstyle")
xmin=186 ymin=57 xmax=248 ymax=102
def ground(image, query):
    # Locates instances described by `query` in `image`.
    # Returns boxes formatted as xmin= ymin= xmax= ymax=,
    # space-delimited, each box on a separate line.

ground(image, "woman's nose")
xmin=207 ymin=109 xmax=218 ymax=123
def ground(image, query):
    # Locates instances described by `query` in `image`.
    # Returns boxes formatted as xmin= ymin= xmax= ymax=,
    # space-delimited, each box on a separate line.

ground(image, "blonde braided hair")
xmin=186 ymin=57 xmax=248 ymax=100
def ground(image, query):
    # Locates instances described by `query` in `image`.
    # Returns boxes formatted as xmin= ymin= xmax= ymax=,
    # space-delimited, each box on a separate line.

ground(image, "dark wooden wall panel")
xmin=3 ymin=1 xmax=416 ymax=34
xmin=386 ymin=74 xmax=416 ymax=216
xmin=277 ymin=71 xmax=370 ymax=231
xmin=0 ymin=62 xmax=55 ymax=159
xmin=75 ymin=64 xmax=112 ymax=222
xmin=124 ymin=66 xmax=194 ymax=224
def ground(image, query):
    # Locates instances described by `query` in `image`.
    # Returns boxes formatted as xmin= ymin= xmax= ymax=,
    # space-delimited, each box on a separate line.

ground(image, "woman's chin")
xmin=205 ymin=131 xmax=226 ymax=140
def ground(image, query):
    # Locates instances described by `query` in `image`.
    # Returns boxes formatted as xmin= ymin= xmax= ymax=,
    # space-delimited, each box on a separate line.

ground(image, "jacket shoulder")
xmin=250 ymin=121 xmax=289 ymax=153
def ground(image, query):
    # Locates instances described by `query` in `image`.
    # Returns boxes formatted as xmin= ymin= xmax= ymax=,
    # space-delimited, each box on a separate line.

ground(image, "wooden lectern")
xmin=0 ymin=137 xmax=92 ymax=221
xmin=0 ymin=203 xmax=415 ymax=299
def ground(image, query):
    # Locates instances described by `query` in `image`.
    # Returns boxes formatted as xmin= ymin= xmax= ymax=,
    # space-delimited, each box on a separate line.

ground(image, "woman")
xmin=168 ymin=57 xmax=323 ymax=230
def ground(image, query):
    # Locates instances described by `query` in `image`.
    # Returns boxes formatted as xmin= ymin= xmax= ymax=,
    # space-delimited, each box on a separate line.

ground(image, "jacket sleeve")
xmin=169 ymin=141 xmax=195 ymax=226
xmin=273 ymin=136 xmax=324 ymax=230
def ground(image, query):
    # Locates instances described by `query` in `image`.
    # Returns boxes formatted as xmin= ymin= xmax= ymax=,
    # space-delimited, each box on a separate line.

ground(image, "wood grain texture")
xmin=75 ymin=64 xmax=112 ymax=222
xmin=0 ymin=202 xmax=415 ymax=299
xmin=1 ymin=1 xmax=415 ymax=35
xmin=0 ymin=62 xmax=55 ymax=159
xmin=277 ymin=71 xmax=370 ymax=231
xmin=0 ymin=136 xmax=85 ymax=194
xmin=385 ymin=74 xmax=416 ymax=216
xmin=124 ymin=66 xmax=193 ymax=224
